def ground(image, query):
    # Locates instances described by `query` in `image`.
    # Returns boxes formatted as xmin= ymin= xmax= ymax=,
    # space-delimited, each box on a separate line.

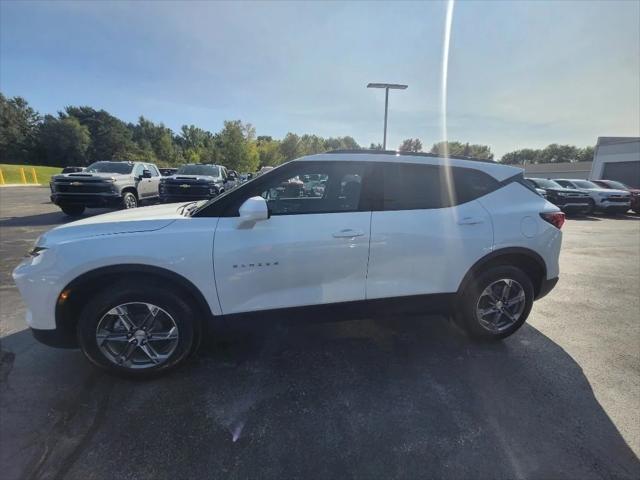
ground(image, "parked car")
xmin=159 ymin=168 xmax=178 ymax=177
xmin=239 ymin=172 xmax=254 ymax=183
xmin=591 ymin=179 xmax=640 ymax=214
xmin=159 ymin=164 xmax=231 ymax=203
xmin=14 ymin=151 xmax=563 ymax=377
xmin=50 ymin=161 xmax=161 ymax=217
xmin=525 ymin=178 xmax=591 ymax=214
xmin=555 ymin=179 xmax=631 ymax=214
xmin=61 ymin=166 xmax=85 ymax=174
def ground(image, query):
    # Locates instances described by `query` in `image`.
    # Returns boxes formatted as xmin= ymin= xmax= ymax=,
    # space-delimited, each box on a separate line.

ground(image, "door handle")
xmin=457 ymin=217 xmax=484 ymax=225
xmin=332 ymin=229 xmax=364 ymax=238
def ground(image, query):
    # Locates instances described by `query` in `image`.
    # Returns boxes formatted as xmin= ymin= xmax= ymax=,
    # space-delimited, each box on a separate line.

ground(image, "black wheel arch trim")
xmin=55 ymin=264 xmax=215 ymax=338
xmin=458 ymin=247 xmax=549 ymax=298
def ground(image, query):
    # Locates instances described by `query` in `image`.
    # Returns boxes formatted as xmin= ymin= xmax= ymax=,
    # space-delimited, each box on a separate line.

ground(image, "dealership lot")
xmin=1 ymin=187 xmax=639 ymax=479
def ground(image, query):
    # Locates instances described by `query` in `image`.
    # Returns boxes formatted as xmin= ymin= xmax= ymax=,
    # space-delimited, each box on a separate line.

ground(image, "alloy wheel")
xmin=475 ymin=278 xmax=526 ymax=333
xmin=95 ymin=302 xmax=179 ymax=369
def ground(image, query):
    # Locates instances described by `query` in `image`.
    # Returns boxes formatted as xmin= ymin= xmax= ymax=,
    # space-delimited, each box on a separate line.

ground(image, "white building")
xmin=589 ymin=137 xmax=640 ymax=188
xmin=524 ymin=161 xmax=593 ymax=180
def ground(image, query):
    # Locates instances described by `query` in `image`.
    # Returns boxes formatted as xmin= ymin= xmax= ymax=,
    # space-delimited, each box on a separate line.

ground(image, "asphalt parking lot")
xmin=1 ymin=186 xmax=639 ymax=480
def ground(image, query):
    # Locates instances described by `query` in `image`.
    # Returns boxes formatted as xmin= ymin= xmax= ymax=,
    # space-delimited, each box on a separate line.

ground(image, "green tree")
xmin=279 ymin=132 xmax=301 ymax=161
xmin=38 ymin=115 xmax=90 ymax=166
xmin=369 ymin=142 xmax=383 ymax=150
xmin=217 ymin=120 xmax=259 ymax=172
xmin=399 ymin=138 xmax=423 ymax=152
xmin=430 ymin=141 xmax=494 ymax=160
xmin=65 ymin=106 xmax=135 ymax=162
xmin=0 ymin=93 xmax=40 ymax=164
xmin=257 ymin=138 xmax=284 ymax=167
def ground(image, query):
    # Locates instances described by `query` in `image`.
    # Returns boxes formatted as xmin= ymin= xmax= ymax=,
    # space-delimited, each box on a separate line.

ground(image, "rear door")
xmin=366 ymin=162 xmax=495 ymax=298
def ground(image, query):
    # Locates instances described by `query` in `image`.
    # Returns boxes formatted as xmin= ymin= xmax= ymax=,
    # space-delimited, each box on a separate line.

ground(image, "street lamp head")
xmin=367 ymin=83 xmax=408 ymax=90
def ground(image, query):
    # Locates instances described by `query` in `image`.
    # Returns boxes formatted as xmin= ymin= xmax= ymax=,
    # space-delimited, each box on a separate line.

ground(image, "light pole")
xmin=367 ymin=83 xmax=408 ymax=150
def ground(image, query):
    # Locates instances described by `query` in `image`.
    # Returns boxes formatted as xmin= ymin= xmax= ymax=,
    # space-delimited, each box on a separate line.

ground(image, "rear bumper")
xmin=536 ymin=277 xmax=559 ymax=300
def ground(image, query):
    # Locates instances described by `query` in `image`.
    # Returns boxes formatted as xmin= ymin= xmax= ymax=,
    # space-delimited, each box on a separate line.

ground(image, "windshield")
xmin=602 ymin=180 xmax=628 ymax=190
xmin=572 ymin=180 xmax=600 ymax=189
xmin=529 ymin=178 xmax=562 ymax=189
xmin=85 ymin=161 xmax=133 ymax=174
xmin=177 ymin=165 xmax=220 ymax=177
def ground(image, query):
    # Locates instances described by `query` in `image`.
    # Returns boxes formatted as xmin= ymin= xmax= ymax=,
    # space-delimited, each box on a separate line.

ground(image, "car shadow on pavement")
xmin=1 ymin=317 xmax=639 ymax=480
xmin=0 ymin=210 xmax=109 ymax=227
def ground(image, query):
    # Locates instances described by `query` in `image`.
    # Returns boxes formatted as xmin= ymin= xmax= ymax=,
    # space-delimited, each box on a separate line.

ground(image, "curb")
xmin=0 ymin=184 xmax=44 ymax=187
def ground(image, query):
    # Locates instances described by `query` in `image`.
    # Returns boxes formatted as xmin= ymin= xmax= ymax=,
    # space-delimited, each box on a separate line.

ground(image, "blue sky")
xmin=1 ymin=0 xmax=638 ymax=158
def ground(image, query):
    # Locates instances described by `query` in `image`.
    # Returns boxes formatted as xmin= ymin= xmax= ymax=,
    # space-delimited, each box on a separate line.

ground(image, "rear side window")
xmin=378 ymin=163 xmax=499 ymax=211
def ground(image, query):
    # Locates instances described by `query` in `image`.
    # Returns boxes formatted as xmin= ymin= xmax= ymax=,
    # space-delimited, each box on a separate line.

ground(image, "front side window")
xmin=259 ymin=164 xmax=364 ymax=215
xmin=201 ymin=161 xmax=367 ymax=217
xmin=133 ymin=163 xmax=145 ymax=177
xmin=146 ymin=164 xmax=160 ymax=176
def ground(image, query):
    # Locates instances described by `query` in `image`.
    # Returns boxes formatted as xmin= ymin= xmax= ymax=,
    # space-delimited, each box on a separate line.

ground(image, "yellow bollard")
xmin=0 ymin=168 xmax=5 ymax=185
xmin=20 ymin=167 xmax=27 ymax=184
xmin=31 ymin=167 xmax=38 ymax=184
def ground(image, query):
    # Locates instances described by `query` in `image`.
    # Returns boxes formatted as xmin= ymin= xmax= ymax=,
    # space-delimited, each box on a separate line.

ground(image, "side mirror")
xmin=142 ymin=169 xmax=152 ymax=179
xmin=238 ymin=196 xmax=269 ymax=227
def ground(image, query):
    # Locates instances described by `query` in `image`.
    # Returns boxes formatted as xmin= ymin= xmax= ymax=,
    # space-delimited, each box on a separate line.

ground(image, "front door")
xmin=213 ymin=161 xmax=372 ymax=314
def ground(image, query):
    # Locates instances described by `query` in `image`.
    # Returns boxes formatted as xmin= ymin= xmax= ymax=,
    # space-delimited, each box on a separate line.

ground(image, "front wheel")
xmin=454 ymin=265 xmax=534 ymax=340
xmin=77 ymin=281 xmax=199 ymax=378
xmin=122 ymin=191 xmax=138 ymax=209
xmin=60 ymin=205 xmax=85 ymax=217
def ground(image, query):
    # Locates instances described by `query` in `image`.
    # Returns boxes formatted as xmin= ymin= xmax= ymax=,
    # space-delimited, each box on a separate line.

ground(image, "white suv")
xmin=13 ymin=151 xmax=564 ymax=377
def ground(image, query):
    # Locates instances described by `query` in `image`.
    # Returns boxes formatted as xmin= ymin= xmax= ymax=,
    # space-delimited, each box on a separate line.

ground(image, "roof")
xmin=596 ymin=137 xmax=640 ymax=147
xmin=296 ymin=150 xmax=523 ymax=182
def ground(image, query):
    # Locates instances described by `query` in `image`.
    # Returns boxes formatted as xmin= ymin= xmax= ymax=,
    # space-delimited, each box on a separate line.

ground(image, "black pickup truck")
xmin=50 ymin=161 xmax=161 ymax=216
xmin=525 ymin=178 xmax=592 ymax=214
xmin=159 ymin=164 xmax=237 ymax=203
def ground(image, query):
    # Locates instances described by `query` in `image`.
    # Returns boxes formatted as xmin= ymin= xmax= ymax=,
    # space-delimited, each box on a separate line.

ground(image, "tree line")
xmin=1 ymin=92 xmax=594 ymax=170
xmin=0 ymin=93 xmax=360 ymax=172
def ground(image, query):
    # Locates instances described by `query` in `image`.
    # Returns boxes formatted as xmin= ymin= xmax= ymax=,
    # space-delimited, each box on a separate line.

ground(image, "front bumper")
xmin=160 ymin=193 xmax=216 ymax=202
xmin=597 ymin=200 xmax=631 ymax=212
xmin=51 ymin=192 xmax=121 ymax=207
xmin=31 ymin=327 xmax=78 ymax=348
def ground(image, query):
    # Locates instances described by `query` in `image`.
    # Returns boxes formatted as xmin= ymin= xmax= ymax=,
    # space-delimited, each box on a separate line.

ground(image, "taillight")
xmin=540 ymin=211 xmax=565 ymax=229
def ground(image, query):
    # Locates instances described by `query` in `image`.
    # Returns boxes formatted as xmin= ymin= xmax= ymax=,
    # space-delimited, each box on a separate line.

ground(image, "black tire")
xmin=60 ymin=205 xmax=85 ymax=217
xmin=122 ymin=191 xmax=138 ymax=209
xmin=77 ymin=281 xmax=200 ymax=378
xmin=586 ymin=199 xmax=595 ymax=215
xmin=454 ymin=265 xmax=534 ymax=340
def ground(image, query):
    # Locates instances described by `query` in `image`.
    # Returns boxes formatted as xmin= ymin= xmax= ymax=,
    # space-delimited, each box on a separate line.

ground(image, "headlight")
xmin=103 ymin=177 xmax=116 ymax=183
xmin=598 ymin=192 xmax=609 ymax=197
xmin=557 ymin=192 xmax=567 ymax=197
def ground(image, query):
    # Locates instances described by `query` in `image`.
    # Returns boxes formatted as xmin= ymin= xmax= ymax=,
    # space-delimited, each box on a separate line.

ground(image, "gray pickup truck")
xmin=50 ymin=161 xmax=161 ymax=216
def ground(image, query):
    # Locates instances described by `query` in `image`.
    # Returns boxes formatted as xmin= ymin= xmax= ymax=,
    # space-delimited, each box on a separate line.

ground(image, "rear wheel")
xmin=586 ymin=199 xmax=595 ymax=215
xmin=122 ymin=191 xmax=138 ymax=209
xmin=77 ymin=281 xmax=199 ymax=378
xmin=60 ymin=205 xmax=85 ymax=217
xmin=454 ymin=265 xmax=534 ymax=339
